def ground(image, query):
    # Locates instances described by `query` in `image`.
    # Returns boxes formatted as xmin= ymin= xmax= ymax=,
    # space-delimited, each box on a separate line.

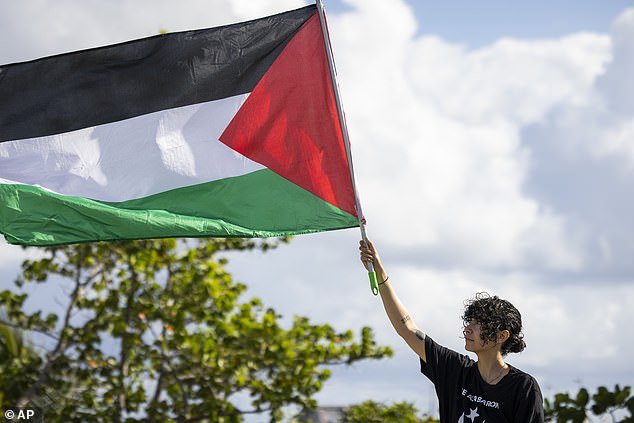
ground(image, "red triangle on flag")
xmin=219 ymin=12 xmax=357 ymax=218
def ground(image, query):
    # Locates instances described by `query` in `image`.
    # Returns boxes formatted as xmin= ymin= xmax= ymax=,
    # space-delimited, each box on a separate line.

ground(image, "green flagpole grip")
xmin=368 ymin=270 xmax=378 ymax=296
xmin=360 ymin=227 xmax=376 ymax=295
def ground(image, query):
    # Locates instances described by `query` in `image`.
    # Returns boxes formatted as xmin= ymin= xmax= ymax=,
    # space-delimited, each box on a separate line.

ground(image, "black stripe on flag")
xmin=0 ymin=5 xmax=316 ymax=143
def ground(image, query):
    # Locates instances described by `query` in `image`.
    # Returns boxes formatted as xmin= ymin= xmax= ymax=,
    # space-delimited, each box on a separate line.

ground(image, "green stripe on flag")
xmin=0 ymin=169 xmax=358 ymax=246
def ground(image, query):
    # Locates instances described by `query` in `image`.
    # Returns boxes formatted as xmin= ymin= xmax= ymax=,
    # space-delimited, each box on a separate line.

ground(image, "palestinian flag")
xmin=0 ymin=5 xmax=360 ymax=246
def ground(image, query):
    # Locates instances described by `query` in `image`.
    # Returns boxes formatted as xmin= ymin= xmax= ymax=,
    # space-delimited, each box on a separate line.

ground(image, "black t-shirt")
xmin=420 ymin=335 xmax=544 ymax=422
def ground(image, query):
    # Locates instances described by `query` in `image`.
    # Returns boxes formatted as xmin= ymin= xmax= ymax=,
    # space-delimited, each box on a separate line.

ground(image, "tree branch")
xmin=182 ymin=405 xmax=273 ymax=423
xmin=115 ymin=254 xmax=141 ymax=423
xmin=16 ymin=250 xmax=86 ymax=408
xmin=148 ymin=367 xmax=164 ymax=407
xmin=143 ymin=263 xmax=191 ymax=422
xmin=0 ymin=319 xmax=59 ymax=342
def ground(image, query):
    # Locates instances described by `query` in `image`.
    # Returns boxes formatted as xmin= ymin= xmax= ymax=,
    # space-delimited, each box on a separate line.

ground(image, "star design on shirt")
xmin=466 ymin=407 xmax=480 ymax=422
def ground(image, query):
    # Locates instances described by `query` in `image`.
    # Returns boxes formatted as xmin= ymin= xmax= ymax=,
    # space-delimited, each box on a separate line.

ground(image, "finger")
xmin=360 ymin=257 xmax=372 ymax=265
xmin=359 ymin=249 xmax=373 ymax=257
xmin=359 ymin=250 xmax=374 ymax=259
xmin=362 ymin=239 xmax=375 ymax=253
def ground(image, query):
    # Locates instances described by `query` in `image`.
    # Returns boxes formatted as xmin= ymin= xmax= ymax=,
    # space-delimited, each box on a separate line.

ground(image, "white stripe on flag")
xmin=0 ymin=93 xmax=264 ymax=202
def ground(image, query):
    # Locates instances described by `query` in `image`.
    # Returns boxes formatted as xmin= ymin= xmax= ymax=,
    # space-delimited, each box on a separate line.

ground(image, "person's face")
xmin=463 ymin=320 xmax=510 ymax=354
xmin=463 ymin=320 xmax=495 ymax=353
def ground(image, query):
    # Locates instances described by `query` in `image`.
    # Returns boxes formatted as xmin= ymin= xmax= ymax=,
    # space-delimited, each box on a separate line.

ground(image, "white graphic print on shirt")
xmin=458 ymin=407 xmax=482 ymax=422
xmin=462 ymin=388 xmax=501 ymax=409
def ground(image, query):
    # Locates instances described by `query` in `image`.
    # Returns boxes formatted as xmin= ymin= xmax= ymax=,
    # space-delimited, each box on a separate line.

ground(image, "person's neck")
xmin=476 ymin=350 xmax=508 ymax=385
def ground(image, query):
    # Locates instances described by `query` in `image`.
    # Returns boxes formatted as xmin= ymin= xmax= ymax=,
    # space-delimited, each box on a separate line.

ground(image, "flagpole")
xmin=315 ymin=0 xmax=379 ymax=296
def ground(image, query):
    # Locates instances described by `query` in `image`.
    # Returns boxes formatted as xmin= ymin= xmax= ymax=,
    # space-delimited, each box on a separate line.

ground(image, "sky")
xmin=1 ymin=0 xmax=634 ymax=419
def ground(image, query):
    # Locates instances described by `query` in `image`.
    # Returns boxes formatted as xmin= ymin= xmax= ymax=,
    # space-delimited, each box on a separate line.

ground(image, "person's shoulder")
xmin=425 ymin=335 xmax=475 ymax=367
xmin=506 ymin=365 xmax=542 ymax=392
xmin=505 ymin=365 xmax=545 ymax=420
xmin=507 ymin=365 xmax=537 ymax=380
xmin=420 ymin=335 xmax=476 ymax=382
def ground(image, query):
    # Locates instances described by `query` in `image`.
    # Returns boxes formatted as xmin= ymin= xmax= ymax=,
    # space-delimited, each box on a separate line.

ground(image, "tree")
xmin=545 ymin=385 xmax=634 ymax=423
xmin=0 ymin=238 xmax=392 ymax=422
xmin=0 ymin=311 xmax=43 ymax=408
xmin=341 ymin=400 xmax=438 ymax=423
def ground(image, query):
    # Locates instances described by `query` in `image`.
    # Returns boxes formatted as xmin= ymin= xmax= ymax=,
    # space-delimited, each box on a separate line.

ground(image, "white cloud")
xmin=597 ymin=8 xmax=634 ymax=116
xmin=229 ymin=0 xmax=307 ymax=19
xmin=392 ymin=265 xmax=634 ymax=364
xmin=0 ymin=0 xmax=309 ymax=63
xmin=329 ymin=1 xmax=613 ymax=271
xmin=0 ymin=238 xmax=46 ymax=261
xmin=0 ymin=239 xmax=45 ymax=289
xmin=516 ymin=8 xmax=634 ymax=275
xmin=0 ymin=239 xmax=28 ymax=270
xmin=532 ymin=9 xmax=634 ymax=169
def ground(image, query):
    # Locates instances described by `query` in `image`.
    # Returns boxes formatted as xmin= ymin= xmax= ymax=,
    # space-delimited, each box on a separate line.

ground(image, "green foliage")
xmin=0 ymin=313 xmax=43 ymax=409
xmin=341 ymin=400 xmax=438 ymax=423
xmin=545 ymin=385 xmax=634 ymax=423
xmin=592 ymin=385 xmax=634 ymax=423
xmin=0 ymin=238 xmax=392 ymax=422
xmin=545 ymin=388 xmax=590 ymax=423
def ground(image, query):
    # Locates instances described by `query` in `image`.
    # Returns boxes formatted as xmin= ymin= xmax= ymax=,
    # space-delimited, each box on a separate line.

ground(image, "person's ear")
xmin=498 ymin=329 xmax=510 ymax=344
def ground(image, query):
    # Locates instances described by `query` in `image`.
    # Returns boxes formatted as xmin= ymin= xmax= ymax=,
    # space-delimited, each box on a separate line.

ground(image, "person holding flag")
xmin=359 ymin=239 xmax=545 ymax=422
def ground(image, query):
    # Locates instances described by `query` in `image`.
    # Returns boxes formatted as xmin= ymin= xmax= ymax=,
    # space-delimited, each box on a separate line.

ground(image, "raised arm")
xmin=359 ymin=239 xmax=427 ymax=362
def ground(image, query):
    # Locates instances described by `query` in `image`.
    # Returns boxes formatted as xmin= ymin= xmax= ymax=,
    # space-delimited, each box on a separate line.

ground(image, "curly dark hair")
xmin=461 ymin=292 xmax=526 ymax=355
